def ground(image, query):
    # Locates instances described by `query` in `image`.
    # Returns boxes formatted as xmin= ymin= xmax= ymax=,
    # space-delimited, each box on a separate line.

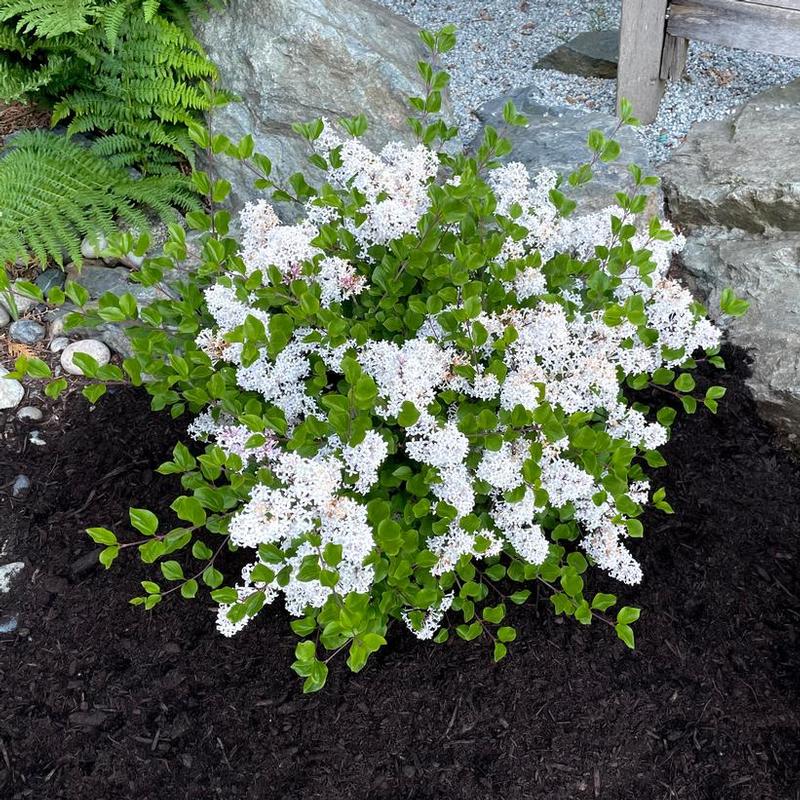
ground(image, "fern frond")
xmin=97 ymin=0 xmax=126 ymax=48
xmin=0 ymin=131 xmax=198 ymax=268
xmin=0 ymin=0 xmax=98 ymax=38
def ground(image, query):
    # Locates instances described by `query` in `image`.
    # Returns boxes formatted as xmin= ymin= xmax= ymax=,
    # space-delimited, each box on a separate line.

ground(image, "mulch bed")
xmin=0 ymin=103 xmax=50 ymax=141
xmin=0 ymin=348 xmax=798 ymax=800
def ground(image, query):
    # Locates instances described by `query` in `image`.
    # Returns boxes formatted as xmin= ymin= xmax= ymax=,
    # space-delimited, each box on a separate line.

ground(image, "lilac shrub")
xmin=22 ymin=27 xmax=747 ymax=691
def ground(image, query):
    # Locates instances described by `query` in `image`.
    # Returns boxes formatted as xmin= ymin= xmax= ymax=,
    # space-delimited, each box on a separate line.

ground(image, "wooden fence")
xmin=617 ymin=0 xmax=800 ymax=122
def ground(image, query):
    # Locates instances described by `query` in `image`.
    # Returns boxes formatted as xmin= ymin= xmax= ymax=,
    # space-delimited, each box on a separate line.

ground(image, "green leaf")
xmin=99 ymin=546 xmax=119 ymax=569
xmin=87 ymin=527 xmax=117 ymax=546
xmin=211 ymin=587 xmax=238 ymax=603
xmin=181 ymin=579 xmax=199 ymax=599
xmin=192 ymin=540 xmax=213 ymax=560
xmin=160 ymin=560 xmax=184 ymax=581
xmin=591 ymin=593 xmax=616 ymax=612
xmin=497 ymin=625 xmax=517 ymax=643
xmin=82 ymin=384 xmax=106 ymax=404
xmin=203 ymin=566 xmax=224 ymax=589
xmin=720 ymin=288 xmax=749 ymax=317
xmin=397 ymin=401 xmax=420 ymax=427
xmin=302 ymin=660 xmax=329 ymax=693
xmin=617 ymin=606 xmax=641 ymax=625
xmin=615 ymin=623 xmax=635 ymax=649
xmin=129 ymin=508 xmax=158 ymax=536
xmin=172 ymin=496 xmax=207 ymax=527
xmin=482 ymin=604 xmax=506 ymax=624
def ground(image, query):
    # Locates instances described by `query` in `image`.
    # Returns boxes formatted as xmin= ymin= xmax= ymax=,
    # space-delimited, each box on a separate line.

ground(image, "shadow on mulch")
xmin=0 ymin=347 xmax=798 ymax=800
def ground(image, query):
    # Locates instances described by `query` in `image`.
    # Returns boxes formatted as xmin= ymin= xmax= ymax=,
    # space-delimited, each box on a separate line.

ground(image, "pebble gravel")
xmin=375 ymin=0 xmax=800 ymax=162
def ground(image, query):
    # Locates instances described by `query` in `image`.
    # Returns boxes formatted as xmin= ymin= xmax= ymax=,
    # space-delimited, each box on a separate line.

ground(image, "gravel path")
xmin=375 ymin=0 xmax=800 ymax=163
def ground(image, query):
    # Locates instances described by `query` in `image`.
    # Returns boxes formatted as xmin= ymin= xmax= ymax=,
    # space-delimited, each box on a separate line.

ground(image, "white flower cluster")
xmin=401 ymin=592 xmax=454 ymax=640
xmin=314 ymin=123 xmax=439 ymax=248
xmin=218 ymin=451 xmax=379 ymax=632
xmin=193 ymin=127 xmax=722 ymax=639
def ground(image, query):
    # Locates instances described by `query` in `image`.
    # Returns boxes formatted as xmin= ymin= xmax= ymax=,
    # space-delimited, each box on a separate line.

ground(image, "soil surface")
xmin=1 ymin=349 xmax=798 ymax=800
xmin=0 ymin=103 xmax=50 ymax=140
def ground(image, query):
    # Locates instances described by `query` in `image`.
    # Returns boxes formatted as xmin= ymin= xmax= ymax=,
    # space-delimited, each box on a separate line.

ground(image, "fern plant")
xmin=0 ymin=0 xmax=225 ymax=273
xmin=0 ymin=0 xmax=228 ymax=171
xmin=52 ymin=9 xmax=229 ymax=172
xmin=0 ymin=130 xmax=199 ymax=269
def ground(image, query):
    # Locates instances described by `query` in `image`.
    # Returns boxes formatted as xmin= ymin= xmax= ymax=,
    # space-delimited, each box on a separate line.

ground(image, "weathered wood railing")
xmin=618 ymin=0 xmax=800 ymax=122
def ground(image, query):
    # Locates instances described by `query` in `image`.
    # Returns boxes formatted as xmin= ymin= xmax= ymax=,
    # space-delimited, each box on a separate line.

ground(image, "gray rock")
xmin=46 ymin=304 xmax=96 ymax=339
xmin=12 ymin=474 xmax=31 ymax=498
xmin=661 ymin=79 xmax=800 ymax=233
xmin=0 ymin=367 xmax=24 ymax=410
xmin=61 ymin=339 xmax=112 ymax=375
xmin=65 ymin=265 xmax=169 ymax=305
xmin=46 ymin=305 xmax=130 ymax=357
xmin=474 ymin=86 xmax=659 ymax=216
xmin=0 ymin=305 xmax=9 ymax=328
xmin=535 ymin=29 xmax=619 ymax=78
xmin=16 ymin=406 xmax=43 ymax=422
xmin=193 ymin=0 xmax=445 ymax=218
xmin=28 ymin=430 xmax=46 ymax=447
xmin=9 ymin=319 xmax=46 ymax=345
xmin=98 ymin=324 xmax=134 ymax=358
xmin=681 ymin=227 xmax=800 ymax=436
xmin=35 ymin=268 xmax=65 ymax=294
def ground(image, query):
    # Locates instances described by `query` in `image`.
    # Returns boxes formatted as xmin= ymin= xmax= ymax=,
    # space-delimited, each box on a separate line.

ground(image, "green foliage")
xmin=50 ymin=9 xmax=229 ymax=172
xmin=0 ymin=130 xmax=197 ymax=268
xmin=17 ymin=27 xmax=748 ymax=693
xmin=0 ymin=0 xmax=228 ymax=171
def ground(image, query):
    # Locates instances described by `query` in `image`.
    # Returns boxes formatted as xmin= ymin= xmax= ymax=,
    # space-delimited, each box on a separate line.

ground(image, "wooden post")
xmin=617 ymin=0 xmax=669 ymax=123
xmin=660 ymin=34 xmax=689 ymax=81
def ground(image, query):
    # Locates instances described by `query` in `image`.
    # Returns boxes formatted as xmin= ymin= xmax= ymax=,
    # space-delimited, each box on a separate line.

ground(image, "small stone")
xmin=35 ymin=268 xmax=66 ymax=294
xmin=0 ymin=306 xmax=9 ymax=328
xmin=534 ymin=29 xmax=619 ymax=78
xmin=17 ymin=406 xmax=43 ymax=422
xmin=0 ymin=613 xmax=18 ymax=634
xmin=81 ymin=233 xmax=109 ymax=260
xmin=0 ymin=562 xmax=25 ymax=595
xmin=0 ymin=368 xmax=24 ymax=410
xmin=60 ymin=339 xmax=112 ymax=375
xmin=28 ymin=431 xmax=46 ymax=447
xmin=11 ymin=475 xmax=30 ymax=498
xmin=9 ymin=319 xmax=46 ymax=345
xmin=50 ymin=336 xmax=69 ymax=353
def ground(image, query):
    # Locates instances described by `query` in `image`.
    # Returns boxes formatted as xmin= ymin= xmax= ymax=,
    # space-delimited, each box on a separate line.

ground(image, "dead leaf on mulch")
xmin=6 ymin=341 xmax=35 ymax=360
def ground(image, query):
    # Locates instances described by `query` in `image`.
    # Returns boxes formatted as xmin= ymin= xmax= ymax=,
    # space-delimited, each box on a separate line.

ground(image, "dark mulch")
xmin=0 ymin=103 xmax=50 ymax=141
xmin=0 ymin=349 xmax=798 ymax=800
